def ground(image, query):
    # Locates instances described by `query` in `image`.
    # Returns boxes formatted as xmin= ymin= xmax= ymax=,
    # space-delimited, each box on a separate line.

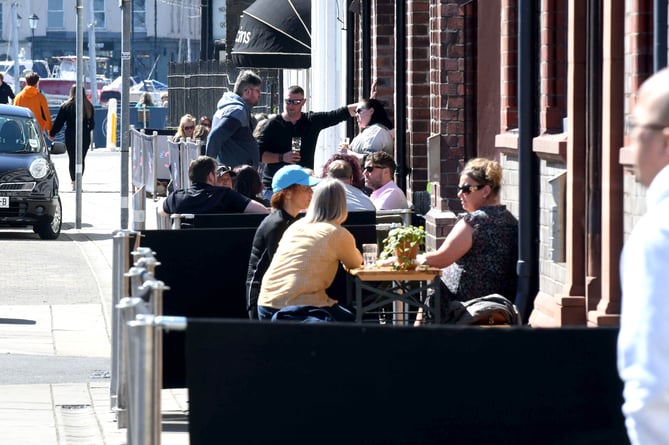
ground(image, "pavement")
xmin=0 ymin=148 xmax=188 ymax=444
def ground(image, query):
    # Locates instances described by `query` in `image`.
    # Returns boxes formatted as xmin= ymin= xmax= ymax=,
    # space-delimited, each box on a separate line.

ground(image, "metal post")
xmin=75 ymin=0 xmax=84 ymax=227
xmin=126 ymin=314 xmax=161 ymax=445
xmin=88 ymin=1 xmax=99 ymax=106
xmin=111 ymin=230 xmax=136 ymax=411
xmin=11 ymin=3 xmax=20 ymax=95
xmin=120 ymin=0 xmax=132 ymax=229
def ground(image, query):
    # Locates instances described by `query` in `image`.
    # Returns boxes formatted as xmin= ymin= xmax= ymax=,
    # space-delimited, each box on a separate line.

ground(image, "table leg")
xmin=355 ymin=277 xmax=363 ymax=323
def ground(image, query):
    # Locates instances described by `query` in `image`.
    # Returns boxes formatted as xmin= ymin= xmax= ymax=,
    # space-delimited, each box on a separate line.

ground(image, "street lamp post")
xmin=28 ymin=14 xmax=39 ymax=65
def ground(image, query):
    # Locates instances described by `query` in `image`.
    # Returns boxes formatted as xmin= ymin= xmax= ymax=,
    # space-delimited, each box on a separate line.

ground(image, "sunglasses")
xmin=457 ymin=184 xmax=484 ymax=195
xmin=355 ymin=108 xmax=368 ymax=114
xmin=285 ymin=99 xmax=304 ymax=105
xmin=363 ymin=165 xmax=386 ymax=173
xmin=183 ymin=126 xmax=194 ymax=130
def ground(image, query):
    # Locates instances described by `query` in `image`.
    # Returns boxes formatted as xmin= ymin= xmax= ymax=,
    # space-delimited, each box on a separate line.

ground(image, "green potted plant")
xmin=381 ymin=225 xmax=426 ymax=270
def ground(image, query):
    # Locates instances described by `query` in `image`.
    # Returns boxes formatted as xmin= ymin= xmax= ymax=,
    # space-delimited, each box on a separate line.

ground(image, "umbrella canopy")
xmin=231 ymin=0 xmax=311 ymax=69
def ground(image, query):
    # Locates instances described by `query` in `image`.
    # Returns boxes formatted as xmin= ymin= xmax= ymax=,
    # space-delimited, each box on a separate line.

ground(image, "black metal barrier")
xmin=184 ymin=322 xmax=628 ymax=445
xmin=137 ymin=215 xmax=377 ymax=388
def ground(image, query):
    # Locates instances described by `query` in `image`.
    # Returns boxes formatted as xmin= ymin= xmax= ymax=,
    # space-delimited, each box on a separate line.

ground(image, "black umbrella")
xmin=231 ymin=0 xmax=311 ymax=69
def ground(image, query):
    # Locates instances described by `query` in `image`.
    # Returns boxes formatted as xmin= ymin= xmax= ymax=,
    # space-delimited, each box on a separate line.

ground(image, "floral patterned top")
xmin=441 ymin=205 xmax=518 ymax=302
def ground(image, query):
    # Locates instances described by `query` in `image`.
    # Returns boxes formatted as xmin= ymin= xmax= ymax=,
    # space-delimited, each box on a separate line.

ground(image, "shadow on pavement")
xmin=0 ymin=318 xmax=36 ymax=325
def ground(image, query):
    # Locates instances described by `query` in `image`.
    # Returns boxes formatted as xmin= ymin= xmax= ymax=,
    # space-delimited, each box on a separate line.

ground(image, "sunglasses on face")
xmin=363 ymin=165 xmax=386 ymax=173
xmin=183 ymin=126 xmax=194 ymax=131
xmin=355 ymin=107 xmax=368 ymax=114
xmin=285 ymin=99 xmax=304 ymax=105
xmin=457 ymin=184 xmax=484 ymax=195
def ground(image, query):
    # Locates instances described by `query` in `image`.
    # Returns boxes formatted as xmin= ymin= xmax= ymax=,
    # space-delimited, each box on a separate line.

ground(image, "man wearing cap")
xmin=158 ymin=156 xmax=268 ymax=216
xmin=327 ymin=159 xmax=376 ymax=211
xmin=363 ymin=151 xmax=408 ymax=210
xmin=256 ymin=85 xmax=357 ymax=200
xmin=205 ymin=70 xmax=262 ymax=168
xmin=246 ymin=165 xmax=320 ymax=319
xmin=215 ymin=164 xmax=236 ymax=188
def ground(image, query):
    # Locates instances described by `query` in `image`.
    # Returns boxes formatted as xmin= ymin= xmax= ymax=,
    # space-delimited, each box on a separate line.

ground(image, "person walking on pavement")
xmin=618 ymin=67 xmax=669 ymax=445
xmin=13 ymin=72 xmax=52 ymax=134
xmin=0 ymin=73 xmax=15 ymax=104
xmin=256 ymin=85 xmax=357 ymax=201
xmin=205 ymin=70 xmax=262 ymax=169
xmin=48 ymin=85 xmax=95 ymax=191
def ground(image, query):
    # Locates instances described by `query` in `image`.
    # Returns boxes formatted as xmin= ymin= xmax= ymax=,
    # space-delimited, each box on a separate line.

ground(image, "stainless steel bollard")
xmin=126 ymin=314 xmax=161 ymax=445
xmin=110 ymin=230 xmax=136 ymax=419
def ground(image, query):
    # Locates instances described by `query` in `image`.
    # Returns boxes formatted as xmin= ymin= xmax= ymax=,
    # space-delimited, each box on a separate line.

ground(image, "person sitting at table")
xmin=158 ymin=156 xmax=268 ymax=216
xmin=233 ymin=164 xmax=267 ymax=206
xmin=215 ymin=164 xmax=235 ymax=188
xmin=246 ymin=165 xmax=320 ymax=319
xmin=257 ymin=178 xmax=363 ymax=321
xmin=363 ymin=151 xmax=409 ymax=210
xmin=416 ymin=157 xmax=518 ymax=321
xmin=327 ymin=159 xmax=376 ymax=212
xmin=172 ymin=114 xmax=196 ymax=142
xmin=321 ymin=152 xmax=365 ymax=190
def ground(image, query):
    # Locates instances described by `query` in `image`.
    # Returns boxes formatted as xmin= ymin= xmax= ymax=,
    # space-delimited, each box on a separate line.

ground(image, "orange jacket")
xmin=14 ymin=85 xmax=52 ymax=132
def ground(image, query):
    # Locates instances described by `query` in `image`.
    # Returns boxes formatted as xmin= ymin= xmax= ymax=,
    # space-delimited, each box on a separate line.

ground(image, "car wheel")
xmin=36 ymin=197 xmax=62 ymax=240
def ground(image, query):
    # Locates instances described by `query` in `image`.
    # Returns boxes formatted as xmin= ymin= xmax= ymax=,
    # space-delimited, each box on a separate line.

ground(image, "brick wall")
xmin=539 ymin=0 xmax=568 ymax=133
xmin=500 ymin=0 xmax=518 ymax=132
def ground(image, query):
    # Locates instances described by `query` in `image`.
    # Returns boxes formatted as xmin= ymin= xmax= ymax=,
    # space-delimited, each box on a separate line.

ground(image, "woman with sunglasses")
xmin=172 ymin=114 xmax=196 ymax=142
xmin=344 ymin=98 xmax=394 ymax=162
xmin=417 ymin=158 xmax=518 ymax=320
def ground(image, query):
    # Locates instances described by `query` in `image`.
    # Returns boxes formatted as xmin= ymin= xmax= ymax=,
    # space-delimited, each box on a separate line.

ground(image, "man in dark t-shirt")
xmin=159 ymin=156 xmax=268 ymax=215
xmin=256 ymin=85 xmax=356 ymax=200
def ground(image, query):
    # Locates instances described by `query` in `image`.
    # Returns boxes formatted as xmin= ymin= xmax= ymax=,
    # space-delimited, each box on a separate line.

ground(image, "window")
xmin=133 ymin=0 xmax=146 ymax=31
xmin=48 ymin=0 xmax=64 ymax=29
xmin=94 ymin=0 xmax=106 ymax=29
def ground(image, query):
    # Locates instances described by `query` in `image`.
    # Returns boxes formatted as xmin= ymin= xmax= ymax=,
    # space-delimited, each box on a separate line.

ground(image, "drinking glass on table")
xmin=362 ymin=243 xmax=378 ymax=268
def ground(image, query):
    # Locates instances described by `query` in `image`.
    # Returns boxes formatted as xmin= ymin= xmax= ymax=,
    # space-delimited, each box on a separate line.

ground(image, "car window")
xmin=0 ymin=117 xmax=40 ymax=153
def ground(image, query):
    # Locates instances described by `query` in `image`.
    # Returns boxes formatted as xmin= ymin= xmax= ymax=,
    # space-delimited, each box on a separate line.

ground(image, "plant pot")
xmin=394 ymin=242 xmax=419 ymax=270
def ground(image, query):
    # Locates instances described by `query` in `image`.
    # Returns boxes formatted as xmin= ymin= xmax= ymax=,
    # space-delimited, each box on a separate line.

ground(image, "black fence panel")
xmin=167 ymin=60 xmax=281 ymax=129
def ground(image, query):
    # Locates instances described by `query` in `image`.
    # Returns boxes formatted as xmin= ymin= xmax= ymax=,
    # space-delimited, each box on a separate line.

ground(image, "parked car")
xmin=0 ymin=105 xmax=66 ymax=239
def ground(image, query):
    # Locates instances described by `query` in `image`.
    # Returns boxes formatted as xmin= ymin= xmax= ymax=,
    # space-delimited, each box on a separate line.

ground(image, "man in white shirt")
xmin=327 ymin=159 xmax=376 ymax=211
xmin=618 ymin=67 xmax=669 ymax=445
xmin=362 ymin=151 xmax=408 ymax=210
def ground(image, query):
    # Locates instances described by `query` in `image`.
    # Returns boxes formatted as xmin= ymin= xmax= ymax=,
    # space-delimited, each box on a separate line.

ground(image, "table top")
xmin=348 ymin=266 xmax=442 ymax=282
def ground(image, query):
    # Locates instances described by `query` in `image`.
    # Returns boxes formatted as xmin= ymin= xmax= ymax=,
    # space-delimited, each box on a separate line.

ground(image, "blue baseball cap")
xmin=272 ymin=165 xmax=320 ymax=193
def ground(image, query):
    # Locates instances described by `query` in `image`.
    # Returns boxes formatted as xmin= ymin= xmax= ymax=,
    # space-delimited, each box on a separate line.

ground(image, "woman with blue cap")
xmin=246 ymin=165 xmax=320 ymax=319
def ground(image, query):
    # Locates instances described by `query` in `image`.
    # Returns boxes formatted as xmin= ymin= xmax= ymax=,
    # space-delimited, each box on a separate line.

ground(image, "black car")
xmin=0 ymin=104 xmax=66 ymax=239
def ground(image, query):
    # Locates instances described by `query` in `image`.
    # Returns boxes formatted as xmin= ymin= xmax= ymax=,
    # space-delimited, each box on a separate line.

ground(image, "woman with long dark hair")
xmin=49 ymin=85 xmax=95 ymax=190
xmin=344 ymin=98 xmax=394 ymax=161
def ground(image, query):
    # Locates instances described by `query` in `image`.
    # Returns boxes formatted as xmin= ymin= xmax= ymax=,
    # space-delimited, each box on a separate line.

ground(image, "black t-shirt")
xmin=162 ymin=183 xmax=250 ymax=214
xmin=257 ymin=107 xmax=351 ymax=187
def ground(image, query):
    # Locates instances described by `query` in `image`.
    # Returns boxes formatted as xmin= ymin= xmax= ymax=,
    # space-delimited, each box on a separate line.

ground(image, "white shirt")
xmin=370 ymin=180 xmax=408 ymax=210
xmin=344 ymin=183 xmax=376 ymax=211
xmin=618 ymin=164 xmax=669 ymax=445
xmin=349 ymin=124 xmax=394 ymax=160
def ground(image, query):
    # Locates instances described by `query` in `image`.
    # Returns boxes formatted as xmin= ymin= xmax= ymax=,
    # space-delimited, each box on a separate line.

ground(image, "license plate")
xmin=0 ymin=196 xmax=8 ymax=208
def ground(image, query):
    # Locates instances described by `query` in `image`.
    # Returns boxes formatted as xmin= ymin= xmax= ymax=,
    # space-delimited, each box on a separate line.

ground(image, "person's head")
xmin=303 ymin=178 xmax=348 ymax=225
xmin=629 ymin=67 xmax=669 ymax=187
xmin=25 ymin=72 xmax=39 ymax=86
xmin=355 ymin=98 xmax=393 ymax=130
xmin=363 ymin=151 xmax=397 ymax=191
xmin=457 ymin=157 xmax=503 ymax=212
xmin=233 ymin=164 xmax=263 ymax=198
xmin=327 ymin=159 xmax=354 ymax=184
xmin=188 ymin=156 xmax=218 ymax=185
xmin=193 ymin=124 xmax=209 ymax=142
xmin=284 ymin=85 xmax=307 ymax=121
xmin=139 ymin=92 xmax=154 ymax=106
xmin=177 ymin=114 xmax=196 ymax=139
xmin=270 ymin=165 xmax=320 ymax=213
xmin=199 ymin=115 xmax=211 ymax=128
xmin=68 ymin=84 xmax=94 ymax=117
xmin=215 ymin=164 xmax=236 ymax=188
xmin=322 ymin=153 xmax=364 ymax=189
xmin=233 ymin=70 xmax=262 ymax=107
xmin=161 ymin=93 xmax=168 ymax=105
